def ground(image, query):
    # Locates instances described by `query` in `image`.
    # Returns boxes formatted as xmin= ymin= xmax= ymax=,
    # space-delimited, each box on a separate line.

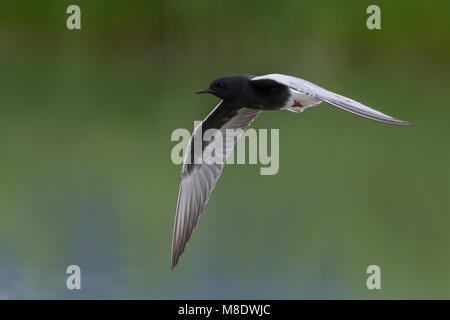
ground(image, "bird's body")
xmin=171 ymin=73 xmax=412 ymax=270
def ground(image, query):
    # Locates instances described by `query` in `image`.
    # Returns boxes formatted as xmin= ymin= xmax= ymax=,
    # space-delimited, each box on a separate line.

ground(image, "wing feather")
xmin=171 ymin=101 xmax=261 ymax=269
xmin=251 ymin=73 xmax=412 ymax=126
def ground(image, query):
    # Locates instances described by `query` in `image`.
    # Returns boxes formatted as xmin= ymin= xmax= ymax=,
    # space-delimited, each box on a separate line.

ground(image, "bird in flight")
xmin=171 ymin=73 xmax=412 ymax=270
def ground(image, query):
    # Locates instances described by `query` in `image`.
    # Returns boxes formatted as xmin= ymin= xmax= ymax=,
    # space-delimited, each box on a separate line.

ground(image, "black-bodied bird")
xmin=171 ymin=73 xmax=412 ymax=270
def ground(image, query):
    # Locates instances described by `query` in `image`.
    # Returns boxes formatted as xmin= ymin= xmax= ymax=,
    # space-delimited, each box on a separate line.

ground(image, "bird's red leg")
xmin=292 ymin=100 xmax=302 ymax=107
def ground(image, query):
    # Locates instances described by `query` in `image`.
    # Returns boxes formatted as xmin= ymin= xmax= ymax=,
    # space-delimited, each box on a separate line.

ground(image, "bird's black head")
xmin=196 ymin=76 xmax=249 ymax=102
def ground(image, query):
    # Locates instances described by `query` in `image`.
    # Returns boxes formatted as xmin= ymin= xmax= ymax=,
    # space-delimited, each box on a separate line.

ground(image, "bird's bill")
xmin=196 ymin=88 xmax=213 ymax=94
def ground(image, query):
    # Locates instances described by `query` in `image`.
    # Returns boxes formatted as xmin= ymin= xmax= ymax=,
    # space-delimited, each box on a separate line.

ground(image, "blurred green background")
xmin=0 ymin=0 xmax=449 ymax=299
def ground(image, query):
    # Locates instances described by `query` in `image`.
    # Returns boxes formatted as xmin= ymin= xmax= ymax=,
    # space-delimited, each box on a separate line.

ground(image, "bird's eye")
xmin=216 ymin=82 xmax=224 ymax=88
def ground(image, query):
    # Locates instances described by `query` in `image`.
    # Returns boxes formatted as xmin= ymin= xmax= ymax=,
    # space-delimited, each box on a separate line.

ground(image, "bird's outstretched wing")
xmin=251 ymin=74 xmax=412 ymax=126
xmin=171 ymin=101 xmax=261 ymax=269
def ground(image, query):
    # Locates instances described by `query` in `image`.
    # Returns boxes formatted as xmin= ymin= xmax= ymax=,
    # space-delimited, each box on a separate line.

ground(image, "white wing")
xmin=171 ymin=101 xmax=261 ymax=269
xmin=251 ymin=73 xmax=412 ymax=126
